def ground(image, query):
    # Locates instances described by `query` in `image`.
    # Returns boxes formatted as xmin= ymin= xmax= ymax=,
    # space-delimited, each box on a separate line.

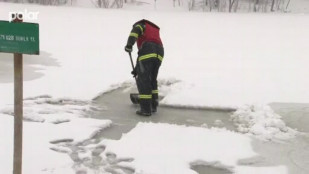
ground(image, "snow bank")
xmin=160 ymin=81 xmax=238 ymax=109
xmin=231 ymin=104 xmax=298 ymax=140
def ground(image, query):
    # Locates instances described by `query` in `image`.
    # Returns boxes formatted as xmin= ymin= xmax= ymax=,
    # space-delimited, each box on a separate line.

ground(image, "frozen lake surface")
xmin=90 ymin=86 xmax=309 ymax=174
xmin=92 ymin=86 xmax=236 ymax=140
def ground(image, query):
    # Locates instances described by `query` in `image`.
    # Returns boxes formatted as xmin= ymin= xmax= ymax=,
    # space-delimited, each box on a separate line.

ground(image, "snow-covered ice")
xmin=0 ymin=112 xmax=111 ymax=174
xmin=102 ymin=122 xmax=287 ymax=174
xmin=0 ymin=1 xmax=308 ymax=174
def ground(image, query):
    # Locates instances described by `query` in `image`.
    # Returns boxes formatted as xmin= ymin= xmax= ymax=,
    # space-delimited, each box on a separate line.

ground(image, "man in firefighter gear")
xmin=125 ymin=19 xmax=164 ymax=116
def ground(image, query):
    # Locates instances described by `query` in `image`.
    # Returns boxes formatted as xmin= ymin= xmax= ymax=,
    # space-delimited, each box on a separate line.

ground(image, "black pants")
xmin=136 ymin=42 xmax=164 ymax=113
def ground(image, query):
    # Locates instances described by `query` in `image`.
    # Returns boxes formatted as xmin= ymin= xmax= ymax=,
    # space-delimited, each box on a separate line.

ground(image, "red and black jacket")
xmin=127 ymin=19 xmax=164 ymax=61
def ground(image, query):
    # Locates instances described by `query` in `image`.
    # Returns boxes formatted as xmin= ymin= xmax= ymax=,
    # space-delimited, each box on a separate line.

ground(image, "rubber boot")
xmin=136 ymin=99 xmax=152 ymax=116
xmin=152 ymin=93 xmax=159 ymax=113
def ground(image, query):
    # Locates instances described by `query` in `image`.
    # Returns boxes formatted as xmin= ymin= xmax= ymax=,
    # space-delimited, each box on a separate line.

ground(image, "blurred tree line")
xmin=0 ymin=0 xmax=125 ymax=8
xmin=187 ymin=0 xmax=291 ymax=12
xmin=0 ymin=0 xmax=291 ymax=12
xmin=0 ymin=0 xmax=69 ymax=5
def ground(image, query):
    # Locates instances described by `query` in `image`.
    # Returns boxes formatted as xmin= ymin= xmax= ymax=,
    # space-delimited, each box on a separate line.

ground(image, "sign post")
xmin=0 ymin=17 xmax=39 ymax=174
xmin=13 ymin=51 xmax=23 ymax=174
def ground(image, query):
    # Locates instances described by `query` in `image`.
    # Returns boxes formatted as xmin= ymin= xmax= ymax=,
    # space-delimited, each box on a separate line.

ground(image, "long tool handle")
xmin=128 ymin=52 xmax=137 ymax=81
xmin=129 ymin=52 xmax=135 ymax=70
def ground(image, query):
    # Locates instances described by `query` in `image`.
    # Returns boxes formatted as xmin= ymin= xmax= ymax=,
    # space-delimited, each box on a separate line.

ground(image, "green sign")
xmin=0 ymin=21 xmax=39 ymax=55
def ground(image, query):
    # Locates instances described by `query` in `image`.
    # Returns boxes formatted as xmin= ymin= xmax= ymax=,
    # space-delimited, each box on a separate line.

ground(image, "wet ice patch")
xmin=234 ymin=166 xmax=287 ymax=174
xmin=231 ymin=104 xmax=298 ymax=141
xmin=94 ymin=78 xmax=181 ymax=103
xmin=191 ymin=161 xmax=234 ymax=174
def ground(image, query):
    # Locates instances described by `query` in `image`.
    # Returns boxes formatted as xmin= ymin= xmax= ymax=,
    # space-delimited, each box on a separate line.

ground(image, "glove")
xmin=131 ymin=69 xmax=137 ymax=77
xmin=125 ymin=45 xmax=132 ymax=53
